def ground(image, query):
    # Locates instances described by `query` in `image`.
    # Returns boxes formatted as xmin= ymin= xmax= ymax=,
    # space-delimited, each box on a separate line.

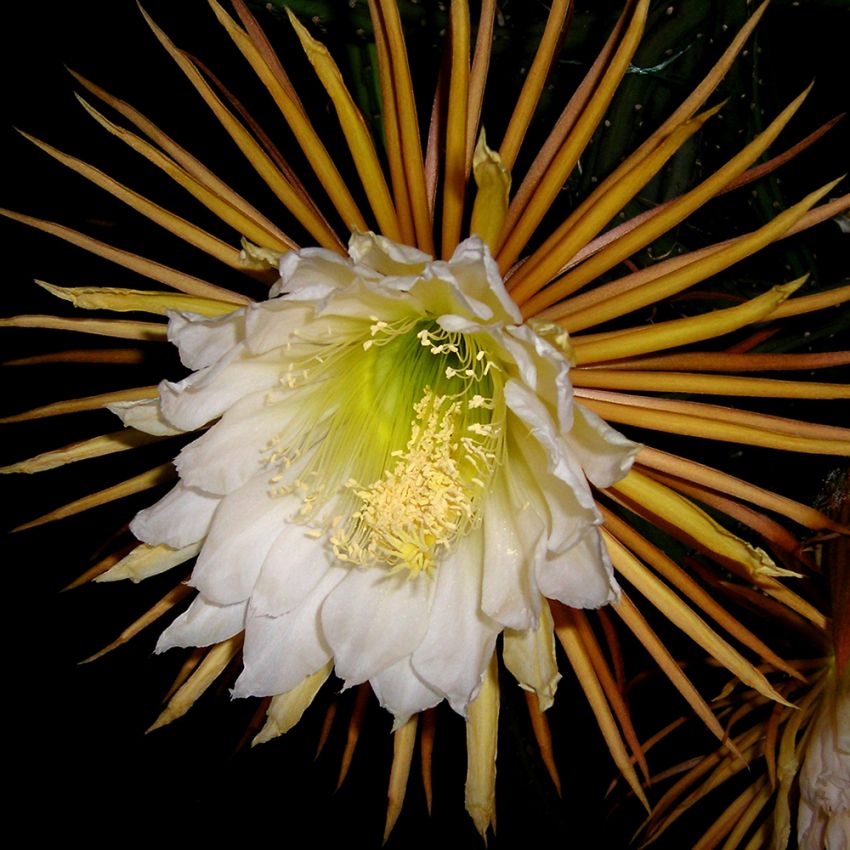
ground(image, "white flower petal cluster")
xmin=798 ymin=670 xmax=850 ymax=850
xmin=116 ymin=233 xmax=638 ymax=724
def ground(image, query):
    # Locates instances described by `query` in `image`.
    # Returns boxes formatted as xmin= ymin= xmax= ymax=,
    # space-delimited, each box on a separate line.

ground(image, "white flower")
xmin=798 ymin=668 xmax=850 ymax=850
xmin=115 ymin=232 xmax=638 ymax=725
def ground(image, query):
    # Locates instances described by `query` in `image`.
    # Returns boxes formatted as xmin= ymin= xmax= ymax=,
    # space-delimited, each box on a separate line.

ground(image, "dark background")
xmin=1 ymin=1 xmax=847 ymax=846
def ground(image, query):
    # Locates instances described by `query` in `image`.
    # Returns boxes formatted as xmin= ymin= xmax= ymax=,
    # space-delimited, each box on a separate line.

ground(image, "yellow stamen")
xmin=336 ymin=390 xmax=493 ymax=575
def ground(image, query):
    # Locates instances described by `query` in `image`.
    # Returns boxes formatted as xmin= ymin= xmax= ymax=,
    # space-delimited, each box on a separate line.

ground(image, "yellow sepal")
xmin=471 ymin=131 xmax=511 ymax=253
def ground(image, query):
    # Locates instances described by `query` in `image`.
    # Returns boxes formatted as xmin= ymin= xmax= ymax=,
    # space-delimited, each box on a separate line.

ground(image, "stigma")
xmin=333 ymin=386 xmax=501 ymax=576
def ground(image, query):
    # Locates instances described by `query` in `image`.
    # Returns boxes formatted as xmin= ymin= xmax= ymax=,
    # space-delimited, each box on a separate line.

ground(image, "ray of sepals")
xmin=634 ymin=489 xmax=847 ymax=850
xmin=2 ymin=0 xmax=849 ymax=839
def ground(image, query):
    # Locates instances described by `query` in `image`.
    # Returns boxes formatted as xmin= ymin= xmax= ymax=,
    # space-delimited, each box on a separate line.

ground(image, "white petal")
xmin=131 ymin=481 xmax=219 ymax=549
xmin=527 ymin=451 xmax=598 ymax=555
xmin=798 ymin=681 xmax=850 ymax=850
xmin=314 ymin=278 xmax=419 ymax=324
xmin=158 ymin=344 xmax=282 ymax=431
xmin=251 ymin=523 xmax=334 ymax=616
xmin=321 ymin=567 xmax=433 ymax=687
xmin=480 ymin=474 xmax=542 ymax=630
xmin=175 ymin=389 xmax=290 ymax=495
xmin=395 ymin=237 xmax=520 ymax=324
xmin=447 ymin=236 xmax=522 ymax=323
xmin=506 ymin=323 xmax=574 ymax=430
xmin=413 ymin=269 xmax=494 ymax=322
xmin=505 ymin=382 xmax=602 ymax=555
xmin=505 ymin=379 xmax=595 ymax=511
xmin=232 ymin=565 xmax=346 ymax=698
xmin=189 ymin=475 xmax=296 ymax=605
xmin=826 ymin=817 xmax=850 ymax=850
xmin=273 ymin=246 xmax=369 ymax=299
xmin=156 ymin=595 xmax=247 ymax=652
xmin=168 ymin=309 xmax=245 ymax=370
xmin=243 ymin=298 xmax=316 ymax=356
xmin=108 ymin=398 xmax=184 ymax=436
xmin=371 ymin=656 xmax=442 ymax=729
xmin=506 ymin=413 xmax=598 ymax=559
xmin=348 ymin=230 xmax=431 ymax=275
xmin=568 ymin=402 xmax=640 ymax=488
xmin=535 ymin=527 xmax=620 ymax=609
xmin=411 ymin=529 xmax=500 ymax=715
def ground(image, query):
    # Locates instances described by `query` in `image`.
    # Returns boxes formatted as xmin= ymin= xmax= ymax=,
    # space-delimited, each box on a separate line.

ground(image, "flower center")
xmin=332 ymin=385 xmax=501 ymax=575
xmin=266 ymin=319 xmax=504 ymax=576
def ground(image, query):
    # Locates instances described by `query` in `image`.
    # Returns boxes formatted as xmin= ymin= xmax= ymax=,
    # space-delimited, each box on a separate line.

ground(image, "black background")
xmin=1 ymin=1 xmax=848 ymax=847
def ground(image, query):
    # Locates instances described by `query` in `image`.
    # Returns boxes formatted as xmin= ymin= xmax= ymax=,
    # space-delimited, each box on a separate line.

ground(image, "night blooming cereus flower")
xmin=2 ymin=0 xmax=849 ymax=843
xmin=126 ymin=231 xmax=635 ymax=721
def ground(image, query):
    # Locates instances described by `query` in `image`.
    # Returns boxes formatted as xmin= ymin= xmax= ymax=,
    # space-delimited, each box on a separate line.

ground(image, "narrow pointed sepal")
xmin=252 ymin=662 xmax=333 ymax=745
xmin=383 ymin=714 xmax=418 ymax=844
xmin=465 ymin=653 xmax=499 ymax=840
xmin=471 ymin=131 xmax=511 ymax=254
